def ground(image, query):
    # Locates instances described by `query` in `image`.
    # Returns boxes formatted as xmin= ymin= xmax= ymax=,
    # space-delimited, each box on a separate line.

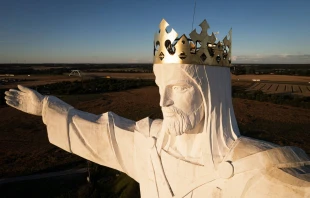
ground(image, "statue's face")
xmin=153 ymin=65 xmax=204 ymax=136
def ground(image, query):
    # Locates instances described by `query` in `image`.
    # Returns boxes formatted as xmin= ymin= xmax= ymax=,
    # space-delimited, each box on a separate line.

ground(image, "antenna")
xmin=191 ymin=0 xmax=196 ymax=30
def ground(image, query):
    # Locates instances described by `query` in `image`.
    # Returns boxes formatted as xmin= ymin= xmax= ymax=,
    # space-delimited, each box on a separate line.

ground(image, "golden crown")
xmin=153 ymin=19 xmax=232 ymax=67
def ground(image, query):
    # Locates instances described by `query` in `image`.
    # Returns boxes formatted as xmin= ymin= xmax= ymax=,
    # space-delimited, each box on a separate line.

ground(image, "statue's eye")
xmin=172 ymin=85 xmax=189 ymax=92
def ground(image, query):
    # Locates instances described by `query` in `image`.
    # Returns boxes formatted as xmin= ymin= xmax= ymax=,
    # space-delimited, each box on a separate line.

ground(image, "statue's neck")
xmin=162 ymin=119 xmax=205 ymax=165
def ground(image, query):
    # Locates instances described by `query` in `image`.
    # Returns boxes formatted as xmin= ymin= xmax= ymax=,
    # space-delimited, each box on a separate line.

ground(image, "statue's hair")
xmin=180 ymin=65 xmax=240 ymax=168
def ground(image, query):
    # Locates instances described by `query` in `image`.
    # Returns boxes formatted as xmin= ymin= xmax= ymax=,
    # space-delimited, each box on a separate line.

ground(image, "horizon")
xmin=1 ymin=0 xmax=309 ymax=64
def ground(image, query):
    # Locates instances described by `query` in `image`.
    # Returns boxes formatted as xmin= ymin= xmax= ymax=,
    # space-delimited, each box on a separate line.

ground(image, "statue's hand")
xmin=4 ymin=85 xmax=45 ymax=116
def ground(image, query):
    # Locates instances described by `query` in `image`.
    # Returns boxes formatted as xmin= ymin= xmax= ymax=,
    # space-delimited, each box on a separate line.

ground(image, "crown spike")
xmin=199 ymin=20 xmax=210 ymax=37
xmin=158 ymin=19 xmax=169 ymax=33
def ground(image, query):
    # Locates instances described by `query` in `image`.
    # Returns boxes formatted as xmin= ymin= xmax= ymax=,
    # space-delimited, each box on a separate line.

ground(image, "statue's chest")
xmin=132 ymin=118 xmax=220 ymax=197
xmin=161 ymin=149 xmax=215 ymax=196
xmin=134 ymin=130 xmax=216 ymax=198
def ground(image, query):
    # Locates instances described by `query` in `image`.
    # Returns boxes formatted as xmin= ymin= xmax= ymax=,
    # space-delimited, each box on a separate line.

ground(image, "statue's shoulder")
xmin=224 ymin=137 xmax=310 ymax=197
xmin=230 ymin=136 xmax=279 ymax=161
xmin=229 ymin=136 xmax=310 ymax=193
xmin=241 ymin=165 xmax=310 ymax=197
xmin=135 ymin=117 xmax=163 ymax=138
xmin=238 ymin=146 xmax=310 ymax=197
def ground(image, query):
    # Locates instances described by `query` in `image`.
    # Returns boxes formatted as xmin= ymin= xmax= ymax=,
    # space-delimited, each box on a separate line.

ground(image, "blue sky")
xmin=0 ymin=0 xmax=309 ymax=64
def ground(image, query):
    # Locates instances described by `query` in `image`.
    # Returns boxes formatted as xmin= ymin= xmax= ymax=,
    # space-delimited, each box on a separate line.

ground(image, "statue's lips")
xmin=161 ymin=108 xmax=175 ymax=117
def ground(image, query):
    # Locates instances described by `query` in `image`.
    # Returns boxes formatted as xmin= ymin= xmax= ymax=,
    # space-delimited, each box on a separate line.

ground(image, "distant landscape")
xmin=0 ymin=63 xmax=310 ymax=197
xmin=1 ymin=64 xmax=310 ymax=108
xmin=1 ymin=63 xmax=310 ymax=75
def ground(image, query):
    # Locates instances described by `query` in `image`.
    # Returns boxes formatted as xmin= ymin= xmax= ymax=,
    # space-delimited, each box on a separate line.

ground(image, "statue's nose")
xmin=159 ymin=91 xmax=174 ymax=107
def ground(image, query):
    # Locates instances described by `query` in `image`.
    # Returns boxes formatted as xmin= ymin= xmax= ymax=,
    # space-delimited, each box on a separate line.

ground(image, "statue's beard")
xmin=162 ymin=103 xmax=204 ymax=136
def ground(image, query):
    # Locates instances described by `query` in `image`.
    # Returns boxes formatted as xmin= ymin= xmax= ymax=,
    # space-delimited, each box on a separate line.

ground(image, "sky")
xmin=0 ymin=0 xmax=309 ymax=64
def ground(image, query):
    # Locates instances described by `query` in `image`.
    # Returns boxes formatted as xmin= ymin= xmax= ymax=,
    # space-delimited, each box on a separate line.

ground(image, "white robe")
xmin=42 ymin=96 xmax=310 ymax=198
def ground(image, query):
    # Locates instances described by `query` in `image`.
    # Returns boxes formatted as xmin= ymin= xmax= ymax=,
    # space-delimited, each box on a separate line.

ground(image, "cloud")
xmin=233 ymin=54 xmax=310 ymax=64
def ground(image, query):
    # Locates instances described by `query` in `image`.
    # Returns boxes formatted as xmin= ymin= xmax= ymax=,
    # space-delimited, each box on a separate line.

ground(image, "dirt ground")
xmin=231 ymin=75 xmax=310 ymax=96
xmin=246 ymin=82 xmax=310 ymax=96
xmin=0 ymin=85 xmax=310 ymax=179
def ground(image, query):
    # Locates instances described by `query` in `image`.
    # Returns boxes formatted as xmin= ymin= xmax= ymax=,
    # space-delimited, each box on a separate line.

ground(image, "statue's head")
xmin=153 ymin=19 xmax=239 ymax=165
xmin=154 ymin=64 xmax=204 ymax=136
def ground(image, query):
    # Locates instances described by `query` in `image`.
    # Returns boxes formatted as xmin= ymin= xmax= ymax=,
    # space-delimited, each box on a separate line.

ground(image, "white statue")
xmin=4 ymin=19 xmax=310 ymax=197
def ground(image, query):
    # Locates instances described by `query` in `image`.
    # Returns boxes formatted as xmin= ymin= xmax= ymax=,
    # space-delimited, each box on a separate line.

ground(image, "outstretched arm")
xmin=5 ymin=85 xmax=138 ymax=180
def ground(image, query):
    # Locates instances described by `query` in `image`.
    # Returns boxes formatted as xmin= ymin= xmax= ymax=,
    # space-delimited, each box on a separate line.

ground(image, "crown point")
xmin=199 ymin=20 xmax=210 ymax=30
xmin=159 ymin=19 xmax=169 ymax=30
xmin=228 ymin=28 xmax=232 ymax=39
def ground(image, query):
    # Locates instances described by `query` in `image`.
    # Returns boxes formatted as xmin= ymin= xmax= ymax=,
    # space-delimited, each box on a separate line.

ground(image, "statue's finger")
xmin=9 ymin=89 xmax=20 ymax=92
xmin=5 ymin=95 xmax=20 ymax=102
xmin=4 ymin=91 xmax=11 ymax=96
xmin=8 ymin=89 xmax=25 ymax=96
xmin=5 ymin=96 xmax=12 ymax=101
xmin=6 ymin=100 xmax=19 ymax=108
xmin=17 ymin=85 xmax=32 ymax=93
xmin=5 ymin=90 xmax=22 ymax=97
xmin=5 ymin=96 xmax=22 ymax=106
